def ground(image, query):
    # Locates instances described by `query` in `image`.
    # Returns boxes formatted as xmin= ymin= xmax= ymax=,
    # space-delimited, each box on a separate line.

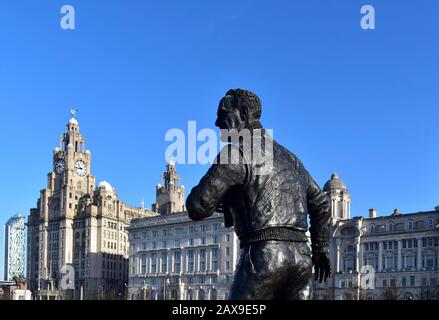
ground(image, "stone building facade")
xmin=26 ymin=114 xmax=155 ymax=300
xmin=127 ymin=162 xmax=239 ymax=300
xmin=313 ymin=173 xmax=439 ymax=300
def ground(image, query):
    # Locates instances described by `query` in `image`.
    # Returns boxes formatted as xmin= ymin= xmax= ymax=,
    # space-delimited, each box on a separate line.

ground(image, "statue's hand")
xmin=312 ymin=253 xmax=331 ymax=283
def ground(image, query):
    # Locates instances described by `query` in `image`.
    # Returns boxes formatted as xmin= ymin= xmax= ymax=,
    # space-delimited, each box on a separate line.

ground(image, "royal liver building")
xmin=314 ymin=173 xmax=439 ymax=300
xmin=27 ymin=112 xmax=155 ymax=300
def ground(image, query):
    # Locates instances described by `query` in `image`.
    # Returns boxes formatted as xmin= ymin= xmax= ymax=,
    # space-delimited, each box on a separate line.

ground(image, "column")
xmin=196 ymin=250 xmax=200 ymax=272
xmin=355 ymin=241 xmax=360 ymax=273
xmin=209 ymin=249 xmax=213 ymax=271
xmin=378 ymin=242 xmax=383 ymax=272
xmin=397 ymin=240 xmax=402 ymax=270
xmin=336 ymin=240 xmax=341 ymax=273
xmin=417 ymin=239 xmax=422 ymax=270
xmin=437 ymin=239 xmax=439 ymax=269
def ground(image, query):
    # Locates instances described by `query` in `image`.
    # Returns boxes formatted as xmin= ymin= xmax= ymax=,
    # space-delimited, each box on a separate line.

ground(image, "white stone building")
xmin=314 ymin=173 xmax=439 ymax=300
xmin=127 ymin=162 xmax=239 ymax=300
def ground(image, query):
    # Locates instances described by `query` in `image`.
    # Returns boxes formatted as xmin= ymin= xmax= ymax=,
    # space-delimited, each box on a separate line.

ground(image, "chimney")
xmin=368 ymin=208 xmax=377 ymax=218
xmin=435 ymin=205 xmax=439 ymax=212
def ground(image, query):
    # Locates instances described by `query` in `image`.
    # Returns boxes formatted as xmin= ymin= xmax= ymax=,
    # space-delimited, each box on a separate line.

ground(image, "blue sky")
xmin=0 ymin=1 xmax=438 ymax=278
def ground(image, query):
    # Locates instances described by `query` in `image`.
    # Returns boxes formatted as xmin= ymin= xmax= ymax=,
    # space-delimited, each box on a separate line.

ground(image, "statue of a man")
xmin=186 ymin=89 xmax=331 ymax=300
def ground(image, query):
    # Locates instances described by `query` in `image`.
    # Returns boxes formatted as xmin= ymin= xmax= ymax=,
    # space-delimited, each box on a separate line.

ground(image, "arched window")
xmin=341 ymin=227 xmax=356 ymax=236
xmin=407 ymin=220 xmax=415 ymax=230
xmin=210 ymin=289 xmax=218 ymax=300
xmin=404 ymin=292 xmax=413 ymax=300
xmin=368 ymin=224 xmax=375 ymax=233
xmin=427 ymin=218 xmax=434 ymax=228
xmin=388 ymin=221 xmax=395 ymax=232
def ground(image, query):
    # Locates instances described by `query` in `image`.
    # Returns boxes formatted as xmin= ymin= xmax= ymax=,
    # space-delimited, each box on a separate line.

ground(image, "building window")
xmin=341 ymin=227 xmax=356 ymax=236
xmin=141 ymin=255 xmax=147 ymax=274
xmin=174 ymin=239 xmax=181 ymax=247
xmin=213 ymin=223 xmax=219 ymax=231
xmin=174 ymin=251 xmax=181 ymax=273
xmin=343 ymin=258 xmax=355 ymax=272
xmin=365 ymin=257 xmax=378 ymax=270
xmin=427 ymin=218 xmax=434 ymax=228
xmin=382 ymin=279 xmax=387 ymax=287
xmin=403 ymin=255 xmax=416 ymax=269
xmin=189 ymin=238 xmax=194 ymax=246
xmin=388 ymin=221 xmax=395 ymax=232
xmin=423 ymin=255 xmax=436 ymax=269
xmin=161 ymin=253 xmax=168 ymax=273
xmin=368 ymin=224 xmax=375 ymax=233
xmin=200 ymin=225 xmax=207 ymax=233
xmin=226 ymin=261 xmax=230 ymax=270
xmin=409 ymin=276 xmax=415 ymax=286
xmin=201 ymin=237 xmax=206 ymax=245
xmin=401 ymin=277 xmax=406 ymax=286
xmin=152 ymin=254 xmax=157 ymax=273
xmin=226 ymin=234 xmax=230 ymax=242
xmin=384 ymin=256 xmax=397 ymax=270
xmin=407 ymin=220 xmax=414 ymax=230
xmin=226 ymin=247 xmax=230 ymax=256
xmin=213 ymin=236 xmax=219 ymax=244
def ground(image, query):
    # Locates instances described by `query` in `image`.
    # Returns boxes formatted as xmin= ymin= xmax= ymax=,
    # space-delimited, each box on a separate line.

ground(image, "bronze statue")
xmin=186 ymin=89 xmax=331 ymax=300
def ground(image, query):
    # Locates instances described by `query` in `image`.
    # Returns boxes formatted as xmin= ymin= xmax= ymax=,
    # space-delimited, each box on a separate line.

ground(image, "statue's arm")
xmin=306 ymin=171 xmax=331 ymax=254
xmin=186 ymin=145 xmax=246 ymax=221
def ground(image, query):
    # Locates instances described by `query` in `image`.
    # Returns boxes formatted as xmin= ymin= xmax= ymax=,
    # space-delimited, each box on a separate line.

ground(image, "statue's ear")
xmin=240 ymin=106 xmax=249 ymax=121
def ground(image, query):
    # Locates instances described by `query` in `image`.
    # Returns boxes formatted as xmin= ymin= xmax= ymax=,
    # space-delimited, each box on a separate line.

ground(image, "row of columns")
xmin=138 ymin=248 xmax=219 ymax=274
xmin=336 ymin=238 xmax=439 ymax=273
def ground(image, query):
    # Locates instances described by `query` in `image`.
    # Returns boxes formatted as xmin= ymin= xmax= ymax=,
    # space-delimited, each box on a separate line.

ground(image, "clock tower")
xmin=27 ymin=111 xmax=155 ymax=299
xmin=33 ymin=111 xmax=97 ymax=294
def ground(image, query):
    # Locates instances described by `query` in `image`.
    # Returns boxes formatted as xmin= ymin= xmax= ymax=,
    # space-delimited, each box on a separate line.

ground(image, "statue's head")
xmin=215 ymin=89 xmax=262 ymax=131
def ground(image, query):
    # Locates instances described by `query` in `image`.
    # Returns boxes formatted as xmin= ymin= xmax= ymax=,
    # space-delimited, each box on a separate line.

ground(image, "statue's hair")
xmin=225 ymin=88 xmax=262 ymax=121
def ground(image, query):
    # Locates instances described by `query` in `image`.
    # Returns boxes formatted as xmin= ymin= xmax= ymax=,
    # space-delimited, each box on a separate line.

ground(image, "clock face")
xmin=74 ymin=160 xmax=87 ymax=177
xmin=55 ymin=160 xmax=65 ymax=175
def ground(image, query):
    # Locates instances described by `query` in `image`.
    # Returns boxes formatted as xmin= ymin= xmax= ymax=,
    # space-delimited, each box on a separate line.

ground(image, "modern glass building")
xmin=4 ymin=214 xmax=26 ymax=281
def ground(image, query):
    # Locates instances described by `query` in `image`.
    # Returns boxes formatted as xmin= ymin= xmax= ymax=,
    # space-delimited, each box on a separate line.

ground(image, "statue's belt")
xmin=239 ymin=227 xmax=308 ymax=248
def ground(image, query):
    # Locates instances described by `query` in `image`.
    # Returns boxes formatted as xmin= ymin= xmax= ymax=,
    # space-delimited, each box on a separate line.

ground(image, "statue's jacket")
xmin=186 ymin=127 xmax=331 ymax=253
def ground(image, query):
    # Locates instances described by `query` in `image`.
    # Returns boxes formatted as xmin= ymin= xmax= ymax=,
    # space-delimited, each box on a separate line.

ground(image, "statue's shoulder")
xmin=273 ymin=139 xmax=306 ymax=173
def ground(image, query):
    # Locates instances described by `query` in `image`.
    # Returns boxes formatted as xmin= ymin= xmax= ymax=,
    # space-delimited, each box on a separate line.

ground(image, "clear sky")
xmin=0 ymin=1 xmax=438 ymax=279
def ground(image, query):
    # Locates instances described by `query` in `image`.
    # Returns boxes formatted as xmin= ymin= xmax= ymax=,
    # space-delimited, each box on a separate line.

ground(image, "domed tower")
xmin=323 ymin=173 xmax=351 ymax=221
xmin=152 ymin=159 xmax=185 ymax=215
